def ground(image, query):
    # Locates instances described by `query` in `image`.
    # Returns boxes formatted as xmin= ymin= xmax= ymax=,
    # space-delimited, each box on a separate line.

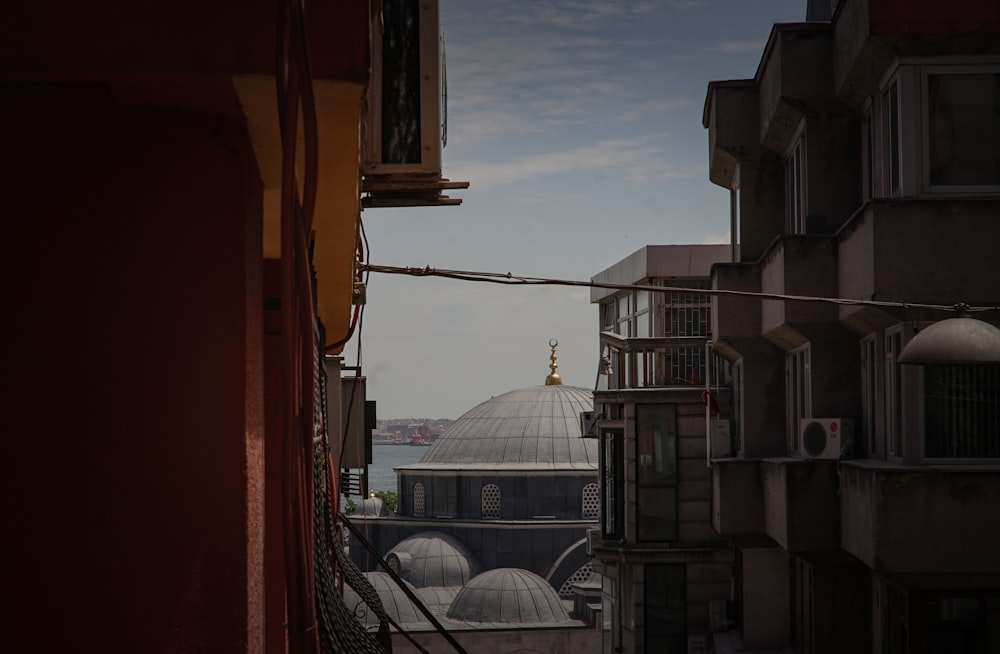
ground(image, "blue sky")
xmin=356 ymin=0 xmax=807 ymax=419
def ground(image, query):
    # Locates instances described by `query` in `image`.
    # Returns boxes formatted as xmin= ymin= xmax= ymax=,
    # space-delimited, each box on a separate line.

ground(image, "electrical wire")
xmin=359 ymin=263 xmax=1000 ymax=314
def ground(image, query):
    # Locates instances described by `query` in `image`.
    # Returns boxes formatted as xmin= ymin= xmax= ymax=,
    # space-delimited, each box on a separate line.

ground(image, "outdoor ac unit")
xmin=799 ymin=418 xmax=853 ymax=459
xmin=366 ymin=0 xmax=443 ymax=177
xmin=585 ymin=527 xmax=600 ymax=556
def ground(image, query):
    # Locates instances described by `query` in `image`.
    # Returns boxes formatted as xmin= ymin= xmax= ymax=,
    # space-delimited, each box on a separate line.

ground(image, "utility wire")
xmin=360 ymin=263 xmax=1000 ymax=314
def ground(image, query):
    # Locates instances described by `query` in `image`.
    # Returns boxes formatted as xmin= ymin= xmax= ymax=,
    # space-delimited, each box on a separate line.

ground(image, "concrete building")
xmin=702 ymin=1 xmax=1000 ymax=653
xmin=588 ymin=244 xmax=735 ymax=654
xmin=5 ymin=1 xmax=463 ymax=652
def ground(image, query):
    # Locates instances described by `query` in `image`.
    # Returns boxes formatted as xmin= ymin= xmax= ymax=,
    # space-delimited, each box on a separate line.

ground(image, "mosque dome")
xmin=446 ymin=568 xmax=571 ymax=624
xmin=403 ymin=384 xmax=596 ymax=471
xmin=342 ymin=572 xmax=428 ymax=627
xmin=385 ymin=531 xmax=484 ymax=588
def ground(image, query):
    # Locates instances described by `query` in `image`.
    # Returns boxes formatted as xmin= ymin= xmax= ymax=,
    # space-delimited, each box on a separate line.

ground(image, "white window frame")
xmin=786 ymin=344 xmax=812 ymax=454
xmin=785 ymin=124 xmax=808 ymax=234
xmin=884 ymin=326 xmax=904 ymax=460
xmin=861 ymin=334 xmax=880 ymax=458
xmin=919 ymin=62 xmax=1000 ymax=194
xmin=875 ymin=57 xmax=1000 ymax=198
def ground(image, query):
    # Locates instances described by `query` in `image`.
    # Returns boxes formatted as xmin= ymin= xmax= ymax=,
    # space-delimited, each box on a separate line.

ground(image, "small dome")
xmin=400 ymin=385 xmax=596 ymax=470
xmin=446 ymin=568 xmax=570 ymax=624
xmin=342 ymin=572 xmax=428 ymax=627
xmin=385 ymin=531 xmax=483 ymax=588
xmin=355 ymin=495 xmax=390 ymax=517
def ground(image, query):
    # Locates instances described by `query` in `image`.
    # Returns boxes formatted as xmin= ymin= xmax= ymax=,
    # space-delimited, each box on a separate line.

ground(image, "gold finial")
xmin=545 ymin=338 xmax=562 ymax=385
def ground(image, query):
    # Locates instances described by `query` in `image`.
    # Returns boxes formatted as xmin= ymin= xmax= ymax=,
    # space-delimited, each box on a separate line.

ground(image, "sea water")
xmin=363 ymin=443 xmax=429 ymax=495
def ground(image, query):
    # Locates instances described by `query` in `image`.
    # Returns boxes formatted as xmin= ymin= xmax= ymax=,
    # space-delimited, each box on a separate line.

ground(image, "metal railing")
xmin=600 ymin=331 xmax=728 ymax=390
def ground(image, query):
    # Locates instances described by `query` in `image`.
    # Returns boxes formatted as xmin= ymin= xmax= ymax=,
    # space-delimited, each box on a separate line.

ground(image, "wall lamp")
xmin=898 ymin=305 xmax=1000 ymax=366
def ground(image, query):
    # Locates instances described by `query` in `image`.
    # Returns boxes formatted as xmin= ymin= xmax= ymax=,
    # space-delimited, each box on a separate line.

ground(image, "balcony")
xmin=838 ymin=198 xmax=1000 ymax=328
xmin=711 ymin=458 xmax=764 ymax=537
xmin=762 ymin=458 xmax=840 ymax=552
xmin=840 ymin=460 xmax=1000 ymax=576
xmin=600 ymin=331 xmax=726 ymax=391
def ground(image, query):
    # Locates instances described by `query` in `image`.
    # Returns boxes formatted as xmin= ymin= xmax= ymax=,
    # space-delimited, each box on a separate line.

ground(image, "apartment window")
xmin=883 ymin=79 xmax=901 ymax=197
xmin=924 ymin=365 xmax=1000 ymax=459
xmin=927 ymin=71 xmax=1000 ymax=189
xmin=481 ymin=483 xmax=500 ymax=518
xmin=885 ymin=329 xmax=903 ymax=458
xmin=786 ymin=345 xmax=811 ymax=454
xmin=660 ymin=281 xmax=711 ymax=385
xmin=599 ymin=428 xmax=623 ymax=540
xmin=644 ymin=564 xmax=686 ymax=653
xmin=582 ymin=482 xmax=600 ymax=519
xmin=412 ymin=482 xmax=425 ymax=517
xmin=732 ymin=360 xmax=743 ymax=455
xmin=864 ymin=103 xmax=877 ymax=200
xmin=786 ymin=131 xmax=807 ymax=233
xmin=861 ymin=336 xmax=879 ymax=457
xmin=636 ymin=405 xmax=678 ymax=542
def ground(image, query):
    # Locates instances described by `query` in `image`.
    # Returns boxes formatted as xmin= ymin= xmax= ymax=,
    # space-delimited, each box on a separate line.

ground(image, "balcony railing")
xmin=600 ymin=331 xmax=729 ymax=390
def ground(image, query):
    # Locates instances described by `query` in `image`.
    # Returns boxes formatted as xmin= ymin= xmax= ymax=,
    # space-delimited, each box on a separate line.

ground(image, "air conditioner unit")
xmin=585 ymin=527 xmax=600 ymax=556
xmin=799 ymin=418 xmax=853 ymax=459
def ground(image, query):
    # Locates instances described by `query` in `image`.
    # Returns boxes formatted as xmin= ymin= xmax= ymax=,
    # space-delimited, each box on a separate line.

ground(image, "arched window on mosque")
xmin=582 ymin=482 xmax=600 ymax=519
xmin=412 ymin=482 xmax=425 ymax=517
xmin=481 ymin=483 xmax=500 ymax=518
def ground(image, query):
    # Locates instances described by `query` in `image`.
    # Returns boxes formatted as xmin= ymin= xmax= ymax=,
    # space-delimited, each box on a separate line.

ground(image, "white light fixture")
xmin=898 ymin=307 xmax=1000 ymax=366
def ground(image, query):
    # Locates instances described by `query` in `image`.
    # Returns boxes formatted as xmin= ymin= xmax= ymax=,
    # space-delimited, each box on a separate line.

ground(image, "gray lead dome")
xmin=446 ymin=568 xmax=571 ymax=624
xmin=408 ymin=385 xmax=596 ymax=470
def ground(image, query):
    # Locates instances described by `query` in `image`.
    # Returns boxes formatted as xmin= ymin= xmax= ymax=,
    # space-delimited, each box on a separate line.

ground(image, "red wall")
xmin=5 ymin=80 xmax=267 ymax=652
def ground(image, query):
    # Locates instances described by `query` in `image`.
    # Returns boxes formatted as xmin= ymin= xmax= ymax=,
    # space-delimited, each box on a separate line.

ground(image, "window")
xmin=864 ymin=103 xmax=877 ymax=200
xmin=481 ymin=483 xmax=500 ymax=518
xmin=786 ymin=345 xmax=811 ymax=454
xmin=636 ymin=405 xmax=678 ymax=542
xmin=599 ymin=429 xmax=623 ymax=539
xmin=786 ymin=130 xmax=807 ymax=233
xmin=861 ymin=336 xmax=879 ymax=457
xmin=582 ymin=482 xmax=599 ymax=519
xmin=412 ymin=482 xmax=425 ymax=517
xmin=882 ymin=78 xmax=901 ymax=197
xmin=645 ymin=564 xmax=686 ymax=653
xmin=731 ymin=166 xmax=741 ymax=262
xmin=927 ymin=72 xmax=1000 ymax=189
xmin=924 ymin=365 xmax=1000 ymax=459
xmin=732 ymin=360 xmax=743 ymax=455
xmin=885 ymin=329 xmax=903 ymax=458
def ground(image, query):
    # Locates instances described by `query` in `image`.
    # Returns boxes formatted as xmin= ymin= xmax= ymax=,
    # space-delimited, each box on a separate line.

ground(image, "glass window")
xmin=636 ymin=405 xmax=678 ymax=542
xmin=582 ymin=482 xmax=600 ymax=519
xmin=645 ymin=564 xmax=686 ymax=653
xmin=924 ymin=365 xmax=1000 ymax=459
xmin=786 ymin=133 xmax=807 ymax=233
xmin=865 ymin=104 xmax=876 ymax=200
xmin=861 ymin=336 xmax=878 ymax=458
xmin=928 ymin=73 xmax=1000 ymax=187
xmin=883 ymin=79 xmax=901 ymax=197
xmin=600 ymin=429 xmax=623 ymax=539
xmin=786 ymin=345 xmax=811 ymax=454
xmin=885 ymin=330 xmax=903 ymax=458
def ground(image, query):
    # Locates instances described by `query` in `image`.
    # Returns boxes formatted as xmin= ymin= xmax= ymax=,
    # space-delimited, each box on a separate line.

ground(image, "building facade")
xmin=5 ymin=1 xmax=463 ymax=652
xmin=588 ymin=245 xmax=735 ymax=654
xmin=703 ymin=1 xmax=1000 ymax=653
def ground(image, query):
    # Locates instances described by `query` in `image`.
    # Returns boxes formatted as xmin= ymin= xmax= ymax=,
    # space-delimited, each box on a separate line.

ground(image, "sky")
xmin=355 ymin=0 xmax=808 ymax=419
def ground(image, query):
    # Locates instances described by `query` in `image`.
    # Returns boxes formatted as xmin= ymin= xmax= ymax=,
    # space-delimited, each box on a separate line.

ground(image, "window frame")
xmin=786 ymin=344 xmax=812 ymax=454
xmin=921 ymin=63 xmax=1000 ymax=194
xmin=920 ymin=364 xmax=1000 ymax=462
xmin=635 ymin=404 xmax=679 ymax=543
xmin=599 ymin=428 xmax=624 ymax=540
xmin=785 ymin=125 xmax=808 ymax=234
xmin=861 ymin=334 xmax=880 ymax=458
xmin=884 ymin=327 xmax=904 ymax=460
